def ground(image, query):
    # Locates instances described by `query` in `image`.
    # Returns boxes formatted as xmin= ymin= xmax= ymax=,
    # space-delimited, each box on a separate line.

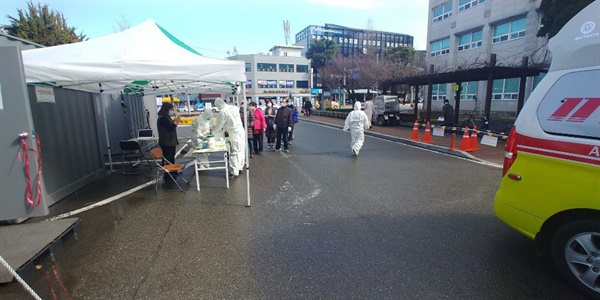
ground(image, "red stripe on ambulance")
xmin=517 ymin=133 xmax=600 ymax=166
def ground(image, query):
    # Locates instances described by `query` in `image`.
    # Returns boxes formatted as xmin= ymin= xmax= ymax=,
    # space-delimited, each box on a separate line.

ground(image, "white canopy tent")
xmin=22 ymin=19 xmax=245 ymax=94
xmin=21 ymin=19 xmax=251 ymax=206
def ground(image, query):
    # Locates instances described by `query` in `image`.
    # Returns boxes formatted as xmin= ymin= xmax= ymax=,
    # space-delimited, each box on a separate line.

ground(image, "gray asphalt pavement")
xmin=0 ymin=121 xmax=585 ymax=299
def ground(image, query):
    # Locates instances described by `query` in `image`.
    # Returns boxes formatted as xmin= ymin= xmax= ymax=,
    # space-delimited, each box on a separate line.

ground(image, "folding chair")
xmin=149 ymin=147 xmax=188 ymax=192
xmin=119 ymin=140 xmax=151 ymax=175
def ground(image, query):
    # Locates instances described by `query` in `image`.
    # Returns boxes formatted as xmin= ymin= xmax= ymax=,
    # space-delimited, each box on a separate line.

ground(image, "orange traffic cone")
xmin=409 ymin=120 xmax=420 ymax=141
xmin=449 ymin=133 xmax=458 ymax=150
xmin=422 ymin=121 xmax=433 ymax=144
xmin=459 ymin=127 xmax=471 ymax=151
xmin=469 ymin=126 xmax=481 ymax=151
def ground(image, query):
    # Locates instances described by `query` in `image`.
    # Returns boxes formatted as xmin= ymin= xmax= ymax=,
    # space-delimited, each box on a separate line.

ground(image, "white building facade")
xmin=228 ymin=45 xmax=313 ymax=106
xmin=426 ymin=0 xmax=549 ymax=116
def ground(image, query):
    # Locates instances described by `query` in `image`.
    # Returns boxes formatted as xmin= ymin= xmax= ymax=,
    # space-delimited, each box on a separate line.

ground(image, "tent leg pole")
xmin=101 ymin=94 xmax=114 ymax=173
xmin=242 ymin=83 xmax=250 ymax=207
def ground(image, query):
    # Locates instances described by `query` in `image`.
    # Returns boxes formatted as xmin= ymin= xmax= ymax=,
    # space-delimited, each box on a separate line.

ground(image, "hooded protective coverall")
xmin=343 ymin=101 xmax=371 ymax=156
xmin=191 ymin=111 xmax=212 ymax=168
xmin=213 ymin=98 xmax=246 ymax=176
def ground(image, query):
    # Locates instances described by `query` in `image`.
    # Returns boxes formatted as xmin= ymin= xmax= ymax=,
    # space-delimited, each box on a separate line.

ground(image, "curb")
xmin=300 ymin=118 xmax=495 ymax=165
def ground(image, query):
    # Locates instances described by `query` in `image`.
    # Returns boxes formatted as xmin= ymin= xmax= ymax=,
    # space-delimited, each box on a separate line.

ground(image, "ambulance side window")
xmin=537 ymin=69 xmax=600 ymax=140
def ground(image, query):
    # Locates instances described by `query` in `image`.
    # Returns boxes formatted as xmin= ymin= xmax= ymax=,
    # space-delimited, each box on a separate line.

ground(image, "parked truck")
xmin=372 ymin=95 xmax=401 ymax=126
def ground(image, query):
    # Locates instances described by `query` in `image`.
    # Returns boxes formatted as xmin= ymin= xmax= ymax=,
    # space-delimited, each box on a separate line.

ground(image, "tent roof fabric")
xmin=22 ymin=19 xmax=245 ymax=94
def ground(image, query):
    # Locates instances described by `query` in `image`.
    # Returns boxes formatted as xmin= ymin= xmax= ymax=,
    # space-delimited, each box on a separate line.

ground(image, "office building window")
xmin=258 ymin=80 xmax=277 ymax=88
xmin=431 ymin=38 xmax=450 ymax=56
xmin=245 ymin=62 xmax=251 ymax=72
xmin=296 ymin=80 xmax=309 ymax=88
xmin=279 ymin=64 xmax=294 ymax=72
xmin=458 ymin=30 xmax=482 ymax=51
xmin=492 ymin=78 xmax=519 ymax=100
xmin=460 ymin=81 xmax=478 ymax=100
xmin=433 ymin=2 xmax=453 ymax=22
xmin=257 ymin=63 xmax=276 ymax=72
xmin=459 ymin=0 xmax=485 ymax=12
xmin=278 ymin=80 xmax=295 ymax=88
xmin=432 ymin=84 xmax=447 ymax=100
xmin=493 ymin=18 xmax=526 ymax=44
xmin=246 ymin=80 xmax=252 ymax=88
xmin=296 ymin=65 xmax=309 ymax=73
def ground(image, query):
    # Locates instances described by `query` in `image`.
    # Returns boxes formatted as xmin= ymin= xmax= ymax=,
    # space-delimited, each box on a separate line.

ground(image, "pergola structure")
xmin=394 ymin=55 xmax=547 ymax=123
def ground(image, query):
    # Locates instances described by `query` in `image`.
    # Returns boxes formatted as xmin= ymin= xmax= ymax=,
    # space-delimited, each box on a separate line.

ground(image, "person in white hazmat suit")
xmin=343 ymin=101 xmax=371 ymax=157
xmin=190 ymin=111 xmax=212 ymax=168
xmin=213 ymin=98 xmax=246 ymax=178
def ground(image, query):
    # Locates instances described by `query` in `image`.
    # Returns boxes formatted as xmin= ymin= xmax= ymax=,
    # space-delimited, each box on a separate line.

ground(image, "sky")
xmin=0 ymin=0 xmax=430 ymax=59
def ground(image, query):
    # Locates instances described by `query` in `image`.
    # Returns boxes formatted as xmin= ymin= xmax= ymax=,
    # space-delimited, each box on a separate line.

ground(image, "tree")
xmin=320 ymin=53 xmax=377 ymax=102
xmin=382 ymin=46 xmax=417 ymax=66
xmin=2 ymin=1 xmax=86 ymax=46
xmin=112 ymin=14 xmax=131 ymax=33
xmin=374 ymin=46 xmax=426 ymax=95
xmin=537 ymin=0 xmax=594 ymax=38
xmin=305 ymin=38 xmax=339 ymax=70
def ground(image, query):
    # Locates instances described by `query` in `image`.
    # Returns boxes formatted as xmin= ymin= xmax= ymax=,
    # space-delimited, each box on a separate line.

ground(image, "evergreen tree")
xmin=537 ymin=0 xmax=594 ymax=38
xmin=382 ymin=46 xmax=418 ymax=66
xmin=2 ymin=1 xmax=86 ymax=46
xmin=305 ymin=39 xmax=339 ymax=70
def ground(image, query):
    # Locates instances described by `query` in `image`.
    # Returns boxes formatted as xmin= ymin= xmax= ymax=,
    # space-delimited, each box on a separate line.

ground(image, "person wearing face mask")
xmin=264 ymin=99 xmax=277 ymax=148
xmin=274 ymin=98 xmax=293 ymax=153
xmin=157 ymin=102 xmax=181 ymax=167
xmin=287 ymin=99 xmax=299 ymax=144
xmin=190 ymin=110 xmax=212 ymax=168
xmin=213 ymin=98 xmax=246 ymax=179
xmin=343 ymin=101 xmax=371 ymax=157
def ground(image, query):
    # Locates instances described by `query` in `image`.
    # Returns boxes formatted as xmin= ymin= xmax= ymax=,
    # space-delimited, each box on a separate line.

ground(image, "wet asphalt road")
xmin=1 ymin=121 xmax=586 ymax=299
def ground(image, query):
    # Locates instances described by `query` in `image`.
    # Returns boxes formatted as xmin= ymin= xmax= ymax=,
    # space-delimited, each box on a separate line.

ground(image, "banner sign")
xmin=35 ymin=86 xmax=55 ymax=103
xmin=432 ymin=127 xmax=444 ymax=137
xmin=481 ymin=135 xmax=498 ymax=147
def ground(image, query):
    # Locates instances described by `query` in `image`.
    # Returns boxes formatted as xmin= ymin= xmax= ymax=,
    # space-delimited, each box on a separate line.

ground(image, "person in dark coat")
xmin=274 ymin=101 xmax=293 ymax=152
xmin=441 ymin=99 xmax=455 ymax=126
xmin=157 ymin=102 xmax=180 ymax=165
xmin=264 ymin=99 xmax=277 ymax=148
xmin=303 ymin=100 xmax=313 ymax=116
xmin=287 ymin=99 xmax=299 ymax=144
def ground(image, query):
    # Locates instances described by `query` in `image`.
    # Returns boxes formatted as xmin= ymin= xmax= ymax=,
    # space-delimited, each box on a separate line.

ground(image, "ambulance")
xmin=493 ymin=1 xmax=600 ymax=298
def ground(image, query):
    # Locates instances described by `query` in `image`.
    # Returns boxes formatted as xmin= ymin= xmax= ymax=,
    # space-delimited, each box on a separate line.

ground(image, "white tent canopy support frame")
xmin=21 ymin=19 xmax=250 ymax=205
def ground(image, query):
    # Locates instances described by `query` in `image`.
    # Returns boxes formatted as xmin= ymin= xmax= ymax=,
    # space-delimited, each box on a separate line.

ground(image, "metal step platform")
xmin=0 ymin=218 xmax=81 ymax=283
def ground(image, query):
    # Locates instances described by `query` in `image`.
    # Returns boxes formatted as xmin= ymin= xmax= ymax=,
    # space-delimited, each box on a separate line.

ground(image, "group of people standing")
xmin=157 ymin=96 xmax=374 ymax=185
xmin=264 ymin=98 xmax=298 ymax=153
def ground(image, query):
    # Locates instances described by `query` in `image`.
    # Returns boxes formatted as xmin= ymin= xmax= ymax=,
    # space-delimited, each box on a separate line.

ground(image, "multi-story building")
xmin=228 ymin=45 xmax=312 ymax=105
xmin=294 ymin=24 xmax=414 ymax=57
xmin=426 ymin=0 xmax=549 ymax=115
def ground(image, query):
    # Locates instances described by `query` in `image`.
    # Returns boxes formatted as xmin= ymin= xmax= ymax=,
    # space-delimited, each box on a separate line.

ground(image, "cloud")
xmin=307 ymin=0 xmax=382 ymax=10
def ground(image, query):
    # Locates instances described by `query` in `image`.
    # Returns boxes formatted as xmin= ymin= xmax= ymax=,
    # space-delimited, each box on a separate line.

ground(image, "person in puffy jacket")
xmin=274 ymin=101 xmax=293 ymax=152
xmin=250 ymin=102 xmax=266 ymax=155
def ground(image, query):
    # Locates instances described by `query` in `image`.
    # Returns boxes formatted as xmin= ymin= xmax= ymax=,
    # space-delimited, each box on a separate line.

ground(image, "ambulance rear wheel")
xmin=551 ymin=220 xmax=600 ymax=299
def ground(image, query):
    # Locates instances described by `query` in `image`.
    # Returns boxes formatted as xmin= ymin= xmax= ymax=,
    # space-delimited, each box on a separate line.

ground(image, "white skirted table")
xmin=192 ymin=145 xmax=229 ymax=191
